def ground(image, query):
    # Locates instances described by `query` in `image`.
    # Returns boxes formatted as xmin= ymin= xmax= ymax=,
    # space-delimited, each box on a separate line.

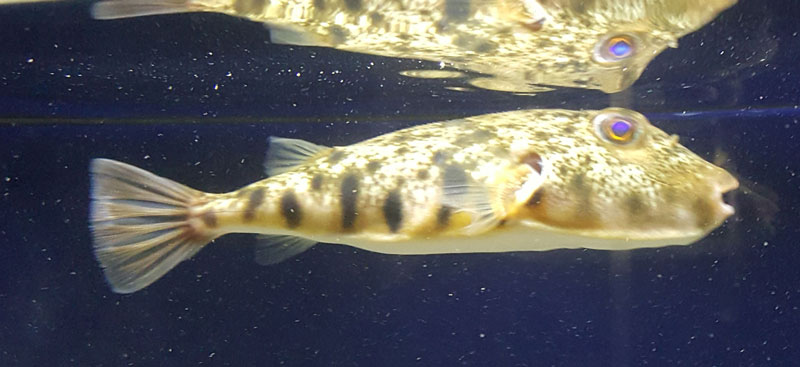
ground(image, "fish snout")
xmin=707 ymin=167 xmax=739 ymax=226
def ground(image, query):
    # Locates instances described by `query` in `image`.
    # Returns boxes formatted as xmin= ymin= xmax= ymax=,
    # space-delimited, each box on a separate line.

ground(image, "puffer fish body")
xmin=90 ymin=0 xmax=736 ymax=92
xmin=91 ymin=107 xmax=738 ymax=293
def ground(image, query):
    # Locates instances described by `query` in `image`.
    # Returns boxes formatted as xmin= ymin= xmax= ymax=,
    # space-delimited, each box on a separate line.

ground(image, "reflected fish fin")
xmin=268 ymin=25 xmax=330 ymax=47
xmin=264 ymin=136 xmax=328 ymax=176
xmin=91 ymin=0 xmax=194 ymax=20
xmin=89 ymin=158 xmax=213 ymax=294
xmin=441 ymin=166 xmax=503 ymax=235
xmin=254 ymin=235 xmax=317 ymax=265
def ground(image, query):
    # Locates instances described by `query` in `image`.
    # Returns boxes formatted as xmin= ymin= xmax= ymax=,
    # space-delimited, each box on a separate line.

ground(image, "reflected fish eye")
xmin=605 ymin=119 xmax=634 ymax=142
xmin=593 ymin=34 xmax=637 ymax=63
xmin=593 ymin=112 xmax=641 ymax=145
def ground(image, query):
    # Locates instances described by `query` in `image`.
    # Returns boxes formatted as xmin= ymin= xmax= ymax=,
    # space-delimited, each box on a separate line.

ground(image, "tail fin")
xmin=91 ymin=0 xmax=195 ymax=20
xmin=90 ymin=158 xmax=211 ymax=294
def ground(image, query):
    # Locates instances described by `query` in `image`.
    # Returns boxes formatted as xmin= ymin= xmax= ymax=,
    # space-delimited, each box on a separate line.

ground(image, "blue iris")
xmin=611 ymin=120 xmax=631 ymax=137
xmin=609 ymin=40 xmax=632 ymax=58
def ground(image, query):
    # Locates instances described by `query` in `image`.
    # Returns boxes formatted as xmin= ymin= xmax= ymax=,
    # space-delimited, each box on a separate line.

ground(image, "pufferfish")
xmin=90 ymin=108 xmax=739 ymax=293
xmin=89 ymin=0 xmax=736 ymax=93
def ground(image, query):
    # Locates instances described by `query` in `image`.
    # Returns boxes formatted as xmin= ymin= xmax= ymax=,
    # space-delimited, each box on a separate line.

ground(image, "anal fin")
xmin=254 ymin=235 xmax=317 ymax=265
xmin=91 ymin=0 xmax=195 ymax=20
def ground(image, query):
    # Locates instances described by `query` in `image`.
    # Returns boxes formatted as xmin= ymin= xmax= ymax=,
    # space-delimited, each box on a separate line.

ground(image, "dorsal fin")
xmin=268 ymin=24 xmax=330 ymax=47
xmin=264 ymin=137 xmax=328 ymax=176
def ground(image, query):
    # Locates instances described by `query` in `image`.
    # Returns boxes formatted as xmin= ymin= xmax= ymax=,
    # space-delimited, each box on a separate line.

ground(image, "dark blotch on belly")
xmin=280 ymin=190 xmax=303 ymax=229
xmin=343 ymin=0 xmax=362 ymax=12
xmin=436 ymin=206 xmax=452 ymax=228
xmin=243 ymin=188 xmax=265 ymax=222
xmin=383 ymin=190 xmax=403 ymax=233
xmin=311 ymin=174 xmax=324 ymax=191
xmin=200 ymin=211 xmax=217 ymax=228
xmin=341 ymin=173 xmax=360 ymax=230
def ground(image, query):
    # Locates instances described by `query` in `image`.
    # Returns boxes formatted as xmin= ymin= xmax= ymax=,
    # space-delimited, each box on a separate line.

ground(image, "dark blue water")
xmin=1 ymin=0 xmax=799 ymax=366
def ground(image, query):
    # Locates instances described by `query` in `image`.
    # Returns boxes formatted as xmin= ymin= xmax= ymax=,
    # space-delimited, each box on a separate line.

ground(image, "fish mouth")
xmin=711 ymin=169 xmax=740 ymax=222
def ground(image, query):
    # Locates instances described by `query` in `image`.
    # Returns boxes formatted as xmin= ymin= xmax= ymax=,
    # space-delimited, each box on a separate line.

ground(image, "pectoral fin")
xmin=440 ymin=165 xmax=503 ymax=235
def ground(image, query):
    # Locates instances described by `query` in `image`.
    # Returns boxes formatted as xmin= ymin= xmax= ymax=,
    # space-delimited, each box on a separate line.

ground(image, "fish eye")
xmin=593 ymin=111 xmax=641 ymax=145
xmin=593 ymin=34 xmax=638 ymax=63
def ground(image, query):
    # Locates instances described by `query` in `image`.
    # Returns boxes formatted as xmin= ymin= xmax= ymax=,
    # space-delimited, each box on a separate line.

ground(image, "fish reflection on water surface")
xmin=89 ymin=0 xmax=737 ymax=93
xmin=89 ymin=108 xmax=738 ymax=293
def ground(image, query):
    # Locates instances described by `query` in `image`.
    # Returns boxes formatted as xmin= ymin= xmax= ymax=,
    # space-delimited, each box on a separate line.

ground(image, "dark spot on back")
xmin=453 ymin=34 xmax=497 ymax=53
xmin=366 ymin=161 xmax=381 ymax=173
xmin=328 ymin=25 xmax=348 ymax=45
xmin=328 ymin=150 xmax=345 ymax=164
xmin=200 ymin=211 xmax=217 ymax=227
xmin=472 ymin=128 xmax=493 ymax=139
xmin=433 ymin=151 xmax=447 ymax=165
xmin=571 ymin=172 xmax=586 ymax=191
xmin=369 ymin=12 xmax=384 ymax=26
xmin=340 ymin=173 xmax=360 ymax=230
xmin=383 ymin=190 xmax=403 ymax=233
xmin=311 ymin=174 xmax=324 ymax=191
xmin=243 ymin=188 xmax=265 ymax=222
xmin=313 ymin=0 xmax=325 ymax=10
xmin=563 ymin=125 xmax=576 ymax=134
xmin=280 ymin=190 xmax=302 ymax=228
xmin=417 ymin=169 xmax=430 ymax=180
xmin=234 ymin=0 xmax=268 ymax=14
xmin=444 ymin=0 xmax=470 ymax=21
xmin=436 ymin=206 xmax=452 ymax=228
xmin=343 ymin=0 xmax=362 ymax=12
xmin=520 ymin=152 xmax=542 ymax=174
xmin=625 ymin=193 xmax=646 ymax=219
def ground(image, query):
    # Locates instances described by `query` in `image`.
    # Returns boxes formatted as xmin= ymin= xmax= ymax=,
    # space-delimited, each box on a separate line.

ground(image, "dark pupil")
xmin=611 ymin=120 xmax=631 ymax=137
xmin=609 ymin=40 xmax=632 ymax=57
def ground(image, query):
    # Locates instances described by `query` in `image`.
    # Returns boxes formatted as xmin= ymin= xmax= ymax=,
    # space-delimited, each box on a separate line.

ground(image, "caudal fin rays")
xmin=90 ymin=158 xmax=211 ymax=294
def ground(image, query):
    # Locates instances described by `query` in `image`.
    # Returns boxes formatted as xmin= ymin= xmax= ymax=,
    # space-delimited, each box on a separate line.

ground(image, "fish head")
xmin=509 ymin=108 xmax=738 ymax=247
xmin=477 ymin=0 xmax=737 ymax=93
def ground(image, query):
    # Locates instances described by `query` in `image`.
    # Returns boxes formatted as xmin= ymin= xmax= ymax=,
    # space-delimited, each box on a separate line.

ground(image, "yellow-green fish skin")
xmin=200 ymin=107 xmax=737 ymax=249
xmin=89 ymin=107 xmax=738 ymax=293
xmin=90 ymin=0 xmax=736 ymax=92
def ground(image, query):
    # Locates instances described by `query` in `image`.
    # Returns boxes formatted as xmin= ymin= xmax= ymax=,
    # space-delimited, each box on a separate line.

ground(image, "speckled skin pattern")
xmin=94 ymin=0 xmax=736 ymax=92
xmin=202 ymin=108 xmax=738 ymax=243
